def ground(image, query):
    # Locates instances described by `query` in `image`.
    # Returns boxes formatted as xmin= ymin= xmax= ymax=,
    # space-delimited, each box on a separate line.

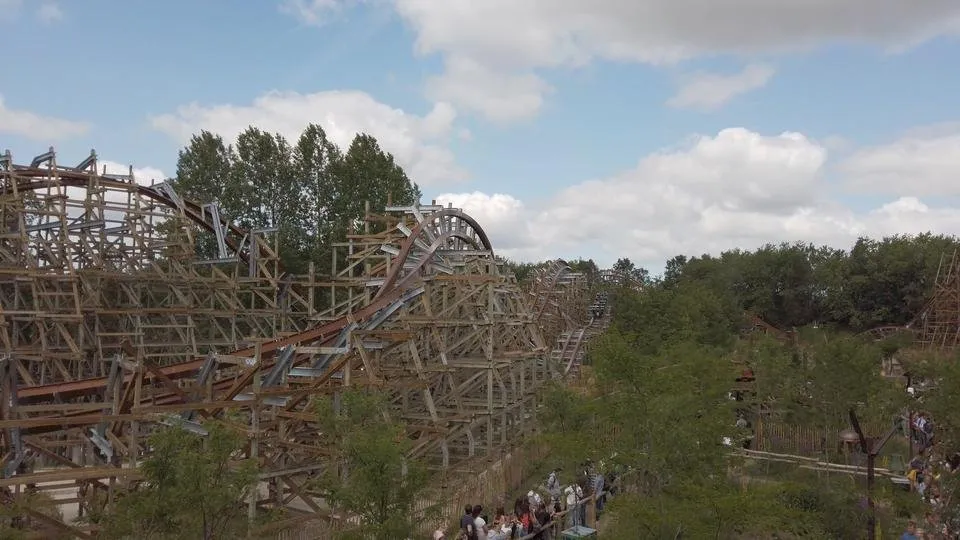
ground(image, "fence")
xmin=752 ymin=419 xmax=904 ymax=464
xmin=431 ymin=444 xmax=551 ymax=528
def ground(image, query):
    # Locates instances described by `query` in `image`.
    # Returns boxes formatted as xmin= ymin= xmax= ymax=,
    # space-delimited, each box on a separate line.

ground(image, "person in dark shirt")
xmin=461 ymin=505 xmax=475 ymax=538
xmin=532 ymin=502 xmax=552 ymax=539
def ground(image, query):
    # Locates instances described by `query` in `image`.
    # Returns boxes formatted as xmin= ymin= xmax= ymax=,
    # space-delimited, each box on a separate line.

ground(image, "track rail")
xmin=5 ymin=165 xmax=254 ymax=263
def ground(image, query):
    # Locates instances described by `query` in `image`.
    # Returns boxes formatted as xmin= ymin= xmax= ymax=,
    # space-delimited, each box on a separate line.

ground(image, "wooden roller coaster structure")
xmin=860 ymin=248 xmax=960 ymax=352
xmin=0 ymin=148 xmax=608 ymax=537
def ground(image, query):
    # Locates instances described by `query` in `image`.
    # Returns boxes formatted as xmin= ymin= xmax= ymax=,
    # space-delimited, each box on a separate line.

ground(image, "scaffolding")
xmin=917 ymin=249 xmax=960 ymax=349
xmin=0 ymin=148 xmax=596 ymax=536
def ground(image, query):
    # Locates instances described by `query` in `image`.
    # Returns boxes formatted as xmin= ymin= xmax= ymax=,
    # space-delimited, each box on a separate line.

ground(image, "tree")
xmin=612 ymin=257 xmax=650 ymax=286
xmin=800 ymin=332 xmax=905 ymax=442
xmin=170 ymin=131 xmax=244 ymax=260
xmin=612 ymin=282 xmax=738 ymax=354
xmin=173 ymin=131 xmax=243 ymax=215
xmin=662 ymin=254 xmax=687 ymax=286
xmin=567 ymin=258 xmax=599 ymax=282
xmin=330 ymin=134 xmax=421 ymax=237
xmin=96 ymin=421 xmax=257 ymax=540
xmin=232 ymin=127 xmax=310 ymax=271
xmin=313 ymin=389 xmax=436 ymax=539
xmin=661 ymin=234 xmax=960 ymax=331
xmin=293 ymin=124 xmax=343 ymax=273
xmin=499 ymin=258 xmax=540 ymax=285
xmin=168 ymin=127 xmax=423 ymax=279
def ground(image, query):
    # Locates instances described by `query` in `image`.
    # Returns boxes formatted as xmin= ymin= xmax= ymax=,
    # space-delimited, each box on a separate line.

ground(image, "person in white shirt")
xmin=472 ymin=504 xmax=488 ymax=540
xmin=527 ymin=490 xmax=543 ymax=508
xmin=546 ymin=468 xmax=562 ymax=503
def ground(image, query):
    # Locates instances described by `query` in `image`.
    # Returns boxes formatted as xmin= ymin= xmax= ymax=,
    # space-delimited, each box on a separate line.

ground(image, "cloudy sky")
xmin=2 ymin=1 xmax=959 ymax=270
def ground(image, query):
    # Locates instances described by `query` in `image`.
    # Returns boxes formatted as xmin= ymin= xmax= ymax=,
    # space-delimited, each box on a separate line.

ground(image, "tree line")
xmin=171 ymin=126 xmax=421 ymax=274
xmin=528 ymin=234 xmax=960 ymax=334
xmin=661 ymin=234 xmax=960 ymax=331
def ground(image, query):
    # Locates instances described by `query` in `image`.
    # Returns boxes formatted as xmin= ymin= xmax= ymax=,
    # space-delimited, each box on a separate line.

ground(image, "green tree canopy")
xmin=96 ymin=421 xmax=257 ymax=540
xmin=170 ymin=126 xmax=422 ymax=275
xmin=660 ymin=234 xmax=960 ymax=331
xmin=313 ymin=389 xmax=435 ymax=540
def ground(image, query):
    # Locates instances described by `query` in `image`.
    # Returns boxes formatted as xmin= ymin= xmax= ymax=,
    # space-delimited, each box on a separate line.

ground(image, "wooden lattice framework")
xmin=917 ymin=249 xmax=960 ymax=349
xmin=0 ymin=149 xmax=596 ymax=537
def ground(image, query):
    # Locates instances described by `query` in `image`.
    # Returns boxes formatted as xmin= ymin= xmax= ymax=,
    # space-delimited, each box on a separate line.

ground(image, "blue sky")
xmin=2 ymin=0 xmax=960 ymax=268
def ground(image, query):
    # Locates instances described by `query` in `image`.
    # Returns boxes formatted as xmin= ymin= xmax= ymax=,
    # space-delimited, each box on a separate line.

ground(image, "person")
xmin=434 ymin=529 xmax=446 ymax=540
xmin=461 ymin=505 xmax=475 ymax=540
xmin=546 ymin=468 xmax=562 ymax=503
xmin=472 ymin=504 xmax=488 ymax=540
xmin=564 ymin=485 xmax=584 ymax=527
xmin=532 ymin=502 xmax=553 ymax=540
xmin=486 ymin=507 xmax=511 ymax=540
xmin=527 ymin=489 xmax=543 ymax=508
xmin=901 ymin=519 xmax=919 ymax=540
xmin=592 ymin=465 xmax=605 ymax=516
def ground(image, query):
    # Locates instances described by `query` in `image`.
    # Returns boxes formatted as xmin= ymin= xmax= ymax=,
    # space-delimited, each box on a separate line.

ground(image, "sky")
xmin=2 ymin=0 xmax=960 ymax=270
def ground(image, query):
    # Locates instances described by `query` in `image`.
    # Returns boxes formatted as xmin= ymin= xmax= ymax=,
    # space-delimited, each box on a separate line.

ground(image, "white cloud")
xmin=0 ymin=95 xmax=90 ymax=141
xmin=383 ymin=0 xmax=960 ymax=122
xmin=667 ymin=64 xmax=775 ymax=111
xmin=433 ymin=191 xmax=532 ymax=260
xmin=279 ymin=0 xmax=343 ymax=26
xmin=98 ymin=160 xmax=168 ymax=186
xmin=148 ymin=90 xmax=466 ymax=186
xmin=49 ymin=159 xmax=168 ymax=225
xmin=36 ymin=2 xmax=62 ymax=23
xmin=425 ymin=57 xmax=553 ymax=123
xmin=839 ymin=130 xmax=960 ymax=197
xmin=435 ymin=126 xmax=960 ymax=270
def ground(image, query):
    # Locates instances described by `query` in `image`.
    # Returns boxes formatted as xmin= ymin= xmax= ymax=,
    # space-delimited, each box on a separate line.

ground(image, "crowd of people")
xmin=898 ymin=409 xmax=960 ymax=539
xmin=438 ymin=459 xmax=618 ymax=540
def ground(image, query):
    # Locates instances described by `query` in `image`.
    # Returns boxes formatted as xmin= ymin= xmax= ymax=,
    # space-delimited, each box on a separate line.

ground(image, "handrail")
xmin=515 ymin=489 xmax=607 ymax=539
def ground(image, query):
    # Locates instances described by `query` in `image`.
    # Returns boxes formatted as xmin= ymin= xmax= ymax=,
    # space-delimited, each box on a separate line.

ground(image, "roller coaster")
xmin=0 ymin=148 xmax=619 ymax=537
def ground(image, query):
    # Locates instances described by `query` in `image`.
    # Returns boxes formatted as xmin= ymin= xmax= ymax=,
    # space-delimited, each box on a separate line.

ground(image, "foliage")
xmin=313 ymin=389 xmax=436 ymax=540
xmin=170 ymin=126 xmax=421 ymax=274
xmin=535 ymin=239 xmax=960 ymax=536
xmin=612 ymin=282 xmax=738 ymax=354
xmin=612 ymin=257 xmax=650 ymax=286
xmin=0 ymin=491 xmax=63 ymax=540
xmin=663 ymin=235 xmax=960 ymax=331
xmin=499 ymin=258 xmax=543 ymax=286
xmin=902 ymin=350 xmax=960 ymax=449
xmin=747 ymin=330 xmax=907 ymax=445
xmin=500 ymin=258 xmax=603 ymax=288
xmin=95 ymin=421 xmax=258 ymax=540
xmin=599 ymin=479 xmax=872 ymax=539
xmin=539 ymin=275 xmax=744 ymax=533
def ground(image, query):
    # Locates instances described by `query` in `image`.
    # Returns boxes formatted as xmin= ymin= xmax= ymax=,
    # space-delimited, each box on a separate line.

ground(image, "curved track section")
xmin=528 ymin=260 xmax=589 ymax=347
xmin=526 ymin=261 xmax=615 ymax=379
xmin=0 ymin=150 xmax=592 ymax=536
xmin=6 ymin=152 xmax=254 ymax=261
xmin=859 ymin=325 xmax=917 ymax=342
